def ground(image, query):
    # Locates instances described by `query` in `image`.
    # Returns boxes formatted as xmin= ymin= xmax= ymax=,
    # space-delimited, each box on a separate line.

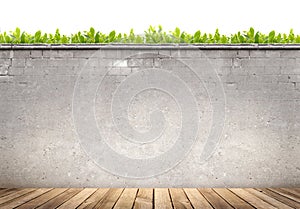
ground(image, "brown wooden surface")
xmin=17 ymin=188 xmax=68 ymax=209
xmin=199 ymin=188 xmax=233 ymax=209
xmin=36 ymin=188 xmax=82 ymax=209
xmin=133 ymin=188 xmax=153 ymax=209
xmin=256 ymin=188 xmax=300 ymax=208
xmin=77 ymin=188 xmax=109 ymax=209
xmin=114 ymin=188 xmax=137 ymax=209
xmin=169 ymin=188 xmax=193 ymax=209
xmin=0 ymin=188 xmax=52 ymax=209
xmin=154 ymin=188 xmax=173 ymax=209
xmin=57 ymin=188 xmax=97 ymax=209
xmin=184 ymin=188 xmax=213 ymax=209
xmin=213 ymin=188 xmax=254 ymax=209
xmin=93 ymin=188 xmax=123 ymax=209
xmin=245 ymin=188 xmax=293 ymax=209
xmin=0 ymin=188 xmax=298 ymax=208
xmin=230 ymin=188 xmax=277 ymax=209
xmin=268 ymin=188 xmax=300 ymax=202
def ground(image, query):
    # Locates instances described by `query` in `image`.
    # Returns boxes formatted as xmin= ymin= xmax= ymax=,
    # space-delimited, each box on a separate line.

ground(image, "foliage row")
xmin=1 ymin=26 xmax=300 ymax=44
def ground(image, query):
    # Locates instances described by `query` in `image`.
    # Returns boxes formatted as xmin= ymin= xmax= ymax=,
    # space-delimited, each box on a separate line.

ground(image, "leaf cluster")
xmin=1 ymin=26 xmax=300 ymax=44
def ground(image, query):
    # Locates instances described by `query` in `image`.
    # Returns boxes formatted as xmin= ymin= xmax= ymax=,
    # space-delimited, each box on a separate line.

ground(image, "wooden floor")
xmin=0 ymin=188 xmax=299 ymax=209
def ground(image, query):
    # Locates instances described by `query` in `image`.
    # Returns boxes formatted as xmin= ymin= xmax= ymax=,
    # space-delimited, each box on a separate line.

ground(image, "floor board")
xmin=0 ymin=187 xmax=297 ymax=209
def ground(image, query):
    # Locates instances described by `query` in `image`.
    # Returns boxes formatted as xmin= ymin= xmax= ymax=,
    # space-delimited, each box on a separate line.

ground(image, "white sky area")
xmin=0 ymin=0 xmax=299 ymax=35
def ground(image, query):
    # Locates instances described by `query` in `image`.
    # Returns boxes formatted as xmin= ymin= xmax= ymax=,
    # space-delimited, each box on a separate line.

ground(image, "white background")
xmin=0 ymin=0 xmax=299 ymax=35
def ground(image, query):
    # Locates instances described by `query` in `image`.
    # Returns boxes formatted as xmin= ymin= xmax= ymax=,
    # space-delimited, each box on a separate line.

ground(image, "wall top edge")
xmin=1 ymin=44 xmax=300 ymax=50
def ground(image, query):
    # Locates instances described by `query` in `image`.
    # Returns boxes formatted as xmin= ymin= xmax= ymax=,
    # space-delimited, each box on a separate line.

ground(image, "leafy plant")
xmin=1 ymin=26 xmax=300 ymax=44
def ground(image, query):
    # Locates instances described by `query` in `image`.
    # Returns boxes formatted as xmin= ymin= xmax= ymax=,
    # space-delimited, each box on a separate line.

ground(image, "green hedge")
xmin=1 ymin=25 xmax=300 ymax=44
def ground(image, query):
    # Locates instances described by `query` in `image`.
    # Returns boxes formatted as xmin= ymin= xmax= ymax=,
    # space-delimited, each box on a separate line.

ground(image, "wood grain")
xmin=154 ymin=188 xmax=173 ymax=209
xmin=199 ymin=188 xmax=233 ymax=209
xmin=133 ymin=188 xmax=153 ymax=209
xmin=0 ymin=187 xmax=296 ymax=209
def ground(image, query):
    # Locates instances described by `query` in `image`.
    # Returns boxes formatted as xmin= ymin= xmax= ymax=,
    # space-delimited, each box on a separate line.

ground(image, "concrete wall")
xmin=0 ymin=45 xmax=299 ymax=187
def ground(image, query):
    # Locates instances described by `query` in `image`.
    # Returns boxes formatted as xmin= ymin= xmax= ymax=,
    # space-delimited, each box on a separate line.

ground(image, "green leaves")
xmin=54 ymin=29 xmax=61 ymax=42
xmin=254 ymin=32 xmax=260 ymax=43
xmin=193 ymin=30 xmax=201 ymax=43
xmin=107 ymin=30 xmax=116 ymax=42
xmin=95 ymin=32 xmax=100 ymax=43
xmin=21 ymin=32 xmax=26 ymax=43
xmin=268 ymin=30 xmax=275 ymax=43
xmin=1 ymin=26 xmax=300 ymax=44
xmin=174 ymin=27 xmax=180 ymax=38
xmin=34 ymin=30 xmax=41 ymax=42
xmin=248 ymin=27 xmax=255 ymax=39
xmin=145 ymin=25 xmax=171 ymax=43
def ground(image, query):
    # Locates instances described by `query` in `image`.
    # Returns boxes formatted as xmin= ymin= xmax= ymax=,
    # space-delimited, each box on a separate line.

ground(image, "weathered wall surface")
xmin=0 ymin=45 xmax=299 ymax=187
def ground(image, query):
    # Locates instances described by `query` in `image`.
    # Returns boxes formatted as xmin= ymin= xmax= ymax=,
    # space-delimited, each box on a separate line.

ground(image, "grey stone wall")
xmin=0 ymin=45 xmax=299 ymax=187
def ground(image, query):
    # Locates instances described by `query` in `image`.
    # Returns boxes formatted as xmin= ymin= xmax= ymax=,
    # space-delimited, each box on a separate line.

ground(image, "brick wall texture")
xmin=0 ymin=47 xmax=299 ymax=187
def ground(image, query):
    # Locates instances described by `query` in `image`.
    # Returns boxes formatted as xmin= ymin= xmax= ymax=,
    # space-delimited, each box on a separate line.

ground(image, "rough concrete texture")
xmin=0 ymin=46 xmax=299 ymax=187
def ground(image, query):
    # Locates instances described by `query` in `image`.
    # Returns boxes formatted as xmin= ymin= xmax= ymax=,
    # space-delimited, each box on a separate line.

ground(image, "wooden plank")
xmin=169 ymin=188 xmax=193 ymax=209
xmin=133 ymin=188 xmax=153 ymax=209
xmin=114 ymin=188 xmax=138 ymax=209
xmin=0 ymin=188 xmax=35 ymax=205
xmin=0 ymin=189 xmax=10 ymax=197
xmin=36 ymin=188 xmax=82 ymax=209
xmin=285 ymin=188 xmax=300 ymax=196
xmin=280 ymin=188 xmax=300 ymax=199
xmin=268 ymin=188 xmax=300 ymax=202
xmin=255 ymin=188 xmax=300 ymax=209
xmin=214 ymin=188 xmax=254 ymax=209
xmin=93 ymin=188 xmax=123 ymax=209
xmin=184 ymin=188 xmax=213 ymax=209
xmin=292 ymin=188 xmax=300 ymax=193
xmin=230 ymin=188 xmax=277 ymax=209
xmin=0 ymin=188 xmax=51 ymax=208
xmin=0 ymin=187 xmax=297 ymax=209
xmin=17 ymin=188 xmax=68 ymax=209
xmin=0 ymin=189 xmax=21 ymax=198
xmin=245 ymin=188 xmax=293 ymax=209
xmin=154 ymin=188 xmax=173 ymax=209
xmin=199 ymin=188 xmax=233 ymax=209
xmin=77 ymin=188 xmax=109 ymax=209
xmin=57 ymin=188 xmax=97 ymax=209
